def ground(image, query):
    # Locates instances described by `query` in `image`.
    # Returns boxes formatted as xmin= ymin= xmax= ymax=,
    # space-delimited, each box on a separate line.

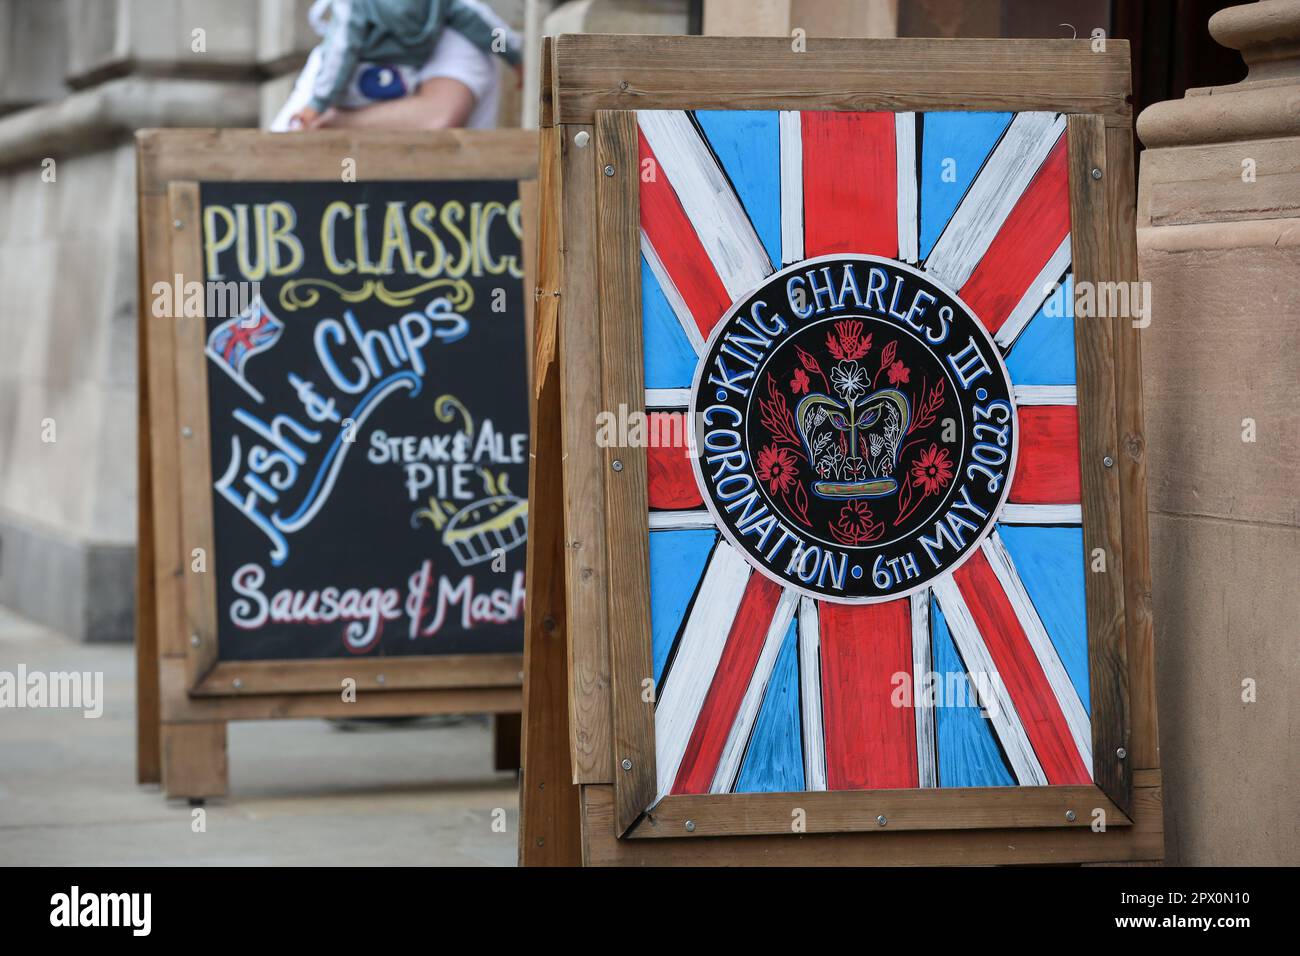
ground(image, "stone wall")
xmin=0 ymin=1 xmax=260 ymax=641
xmin=1135 ymin=0 xmax=1300 ymax=864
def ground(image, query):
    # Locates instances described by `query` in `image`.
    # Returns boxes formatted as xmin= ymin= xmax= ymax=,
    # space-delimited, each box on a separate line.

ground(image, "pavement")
xmin=0 ymin=606 xmax=520 ymax=866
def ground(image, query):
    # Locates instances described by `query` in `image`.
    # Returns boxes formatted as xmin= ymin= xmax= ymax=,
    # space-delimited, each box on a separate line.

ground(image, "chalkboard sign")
xmin=199 ymin=180 xmax=528 ymax=661
xmin=135 ymin=130 xmax=538 ymax=800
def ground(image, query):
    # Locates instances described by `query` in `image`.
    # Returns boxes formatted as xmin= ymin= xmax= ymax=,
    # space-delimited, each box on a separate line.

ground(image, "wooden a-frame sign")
xmin=519 ymin=36 xmax=1162 ymax=865
xmin=136 ymin=130 xmax=538 ymax=799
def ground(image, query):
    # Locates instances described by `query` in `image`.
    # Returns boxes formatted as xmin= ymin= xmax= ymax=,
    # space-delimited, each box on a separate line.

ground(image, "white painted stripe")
xmin=654 ymin=541 xmax=752 ymax=799
xmin=924 ymin=112 xmax=1067 ymax=291
xmin=641 ymin=228 xmax=704 ymax=355
xmin=797 ymin=595 xmax=826 ymax=791
xmin=638 ymin=110 xmax=773 ymax=299
xmin=895 ymin=111 xmax=919 ymax=265
xmin=998 ymin=503 xmax=1083 ymax=524
xmin=981 ymin=532 xmax=1093 ymax=775
xmin=931 ymin=575 xmax=1048 ymax=786
xmin=648 ymin=510 xmax=714 ymax=531
xmin=711 ymin=588 xmax=800 ymax=794
xmin=645 ymin=388 xmax=689 ymax=409
xmin=1013 ymin=385 xmax=1076 ymax=405
xmin=995 ymin=233 xmax=1073 ymax=349
xmin=910 ymin=588 xmax=937 ymax=788
xmin=779 ymin=110 xmax=804 ymax=266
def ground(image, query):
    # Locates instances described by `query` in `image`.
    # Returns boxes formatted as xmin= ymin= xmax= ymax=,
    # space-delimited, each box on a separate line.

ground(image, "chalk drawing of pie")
xmin=443 ymin=495 xmax=529 ymax=567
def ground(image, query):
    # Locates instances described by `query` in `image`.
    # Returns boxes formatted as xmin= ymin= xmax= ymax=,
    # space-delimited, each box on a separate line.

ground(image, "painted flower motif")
xmin=827 ymin=319 xmax=872 ymax=361
xmin=830 ymin=361 xmax=868 ymax=402
xmin=844 ymin=456 xmax=867 ymax=481
xmin=887 ymin=360 xmax=910 ymax=386
xmin=795 ymin=344 xmax=822 ymax=374
xmin=911 ymin=443 xmax=954 ymax=496
xmin=790 ymin=368 xmax=811 ymax=394
xmin=835 ymin=500 xmax=880 ymax=540
xmin=815 ymin=444 xmax=843 ymax=479
xmin=756 ymin=445 xmax=799 ymax=495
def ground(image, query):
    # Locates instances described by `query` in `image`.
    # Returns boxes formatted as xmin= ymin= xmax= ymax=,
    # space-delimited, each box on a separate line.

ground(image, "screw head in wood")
xmin=233 ymin=677 xmax=243 ymax=690
xmin=573 ymin=130 xmax=590 ymax=148
xmin=603 ymin=164 xmax=615 ymax=177
xmin=621 ymin=758 xmax=633 ymax=771
xmin=1091 ymin=167 xmax=1103 ymax=180
xmin=684 ymin=820 xmax=696 ymax=832
xmin=1103 ymin=455 xmax=1115 ymax=468
xmin=877 ymin=815 xmax=888 ymax=826
xmin=189 ymin=633 xmax=200 ymax=647
xmin=376 ymin=673 xmax=385 ymax=685
xmin=611 ymin=459 xmax=623 ymax=472
xmin=181 ymin=426 xmax=193 ymax=438
xmin=1116 ymin=747 xmax=1127 ymax=759
xmin=1065 ymin=809 xmax=1077 ymax=822
xmin=173 ymin=219 xmax=184 ymax=229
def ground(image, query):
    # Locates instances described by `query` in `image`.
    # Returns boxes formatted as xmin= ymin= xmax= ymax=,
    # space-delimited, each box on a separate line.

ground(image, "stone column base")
xmin=0 ymin=511 xmax=134 ymax=642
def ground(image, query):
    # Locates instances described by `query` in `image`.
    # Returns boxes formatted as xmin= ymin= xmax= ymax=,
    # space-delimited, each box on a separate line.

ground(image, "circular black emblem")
xmin=689 ymin=255 xmax=1017 ymax=603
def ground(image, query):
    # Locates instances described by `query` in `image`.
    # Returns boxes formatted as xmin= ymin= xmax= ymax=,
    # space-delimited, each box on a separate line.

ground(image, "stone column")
xmin=1135 ymin=0 xmax=1300 ymax=864
xmin=702 ymin=0 xmax=898 ymax=37
xmin=0 ymin=0 xmax=260 ymax=643
xmin=534 ymin=2 xmax=691 ymax=127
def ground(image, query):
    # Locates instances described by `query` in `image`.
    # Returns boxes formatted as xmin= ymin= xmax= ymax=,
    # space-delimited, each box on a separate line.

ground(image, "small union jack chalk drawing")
xmin=205 ymin=296 xmax=284 ymax=403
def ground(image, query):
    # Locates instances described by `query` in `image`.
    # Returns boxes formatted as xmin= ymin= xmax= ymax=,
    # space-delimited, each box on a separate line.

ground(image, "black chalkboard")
xmin=198 ymin=180 xmax=528 ymax=661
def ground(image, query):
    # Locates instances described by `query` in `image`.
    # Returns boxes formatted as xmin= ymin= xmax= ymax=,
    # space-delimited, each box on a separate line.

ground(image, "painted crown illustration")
xmin=796 ymin=361 xmax=911 ymax=499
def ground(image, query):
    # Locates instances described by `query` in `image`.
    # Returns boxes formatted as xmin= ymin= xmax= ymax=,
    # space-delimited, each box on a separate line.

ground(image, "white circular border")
xmin=686 ymin=253 xmax=1021 ymax=606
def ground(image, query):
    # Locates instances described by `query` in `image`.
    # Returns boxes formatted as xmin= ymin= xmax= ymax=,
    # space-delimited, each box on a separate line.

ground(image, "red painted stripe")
xmin=801 ymin=112 xmax=898 ymax=258
xmin=953 ymin=550 xmax=1091 ymax=784
xmin=960 ymin=133 xmax=1070 ymax=335
xmin=638 ymin=129 xmax=732 ymax=338
xmin=1010 ymin=404 xmax=1081 ymax=504
xmin=647 ymin=412 xmax=703 ymax=510
xmin=819 ymin=600 xmax=919 ymax=790
xmin=672 ymin=573 xmax=783 ymax=794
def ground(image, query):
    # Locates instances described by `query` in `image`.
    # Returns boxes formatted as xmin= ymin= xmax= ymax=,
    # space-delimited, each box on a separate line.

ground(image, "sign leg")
xmin=161 ymin=721 xmax=229 ymax=800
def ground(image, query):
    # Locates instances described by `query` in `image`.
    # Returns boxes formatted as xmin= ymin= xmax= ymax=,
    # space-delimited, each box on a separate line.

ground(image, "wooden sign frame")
xmin=136 ymin=130 xmax=538 ymax=799
xmin=520 ymin=36 xmax=1162 ymax=866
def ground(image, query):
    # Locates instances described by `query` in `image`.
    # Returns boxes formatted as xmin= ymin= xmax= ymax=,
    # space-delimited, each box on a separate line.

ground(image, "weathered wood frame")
xmin=520 ymin=35 xmax=1162 ymax=866
xmin=136 ymin=130 xmax=537 ymax=798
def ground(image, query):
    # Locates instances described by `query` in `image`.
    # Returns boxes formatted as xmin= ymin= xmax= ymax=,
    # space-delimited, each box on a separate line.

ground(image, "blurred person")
xmin=271 ymin=0 xmax=521 ymax=132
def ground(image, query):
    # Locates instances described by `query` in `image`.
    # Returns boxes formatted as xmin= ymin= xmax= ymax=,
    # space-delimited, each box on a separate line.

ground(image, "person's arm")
xmin=303 ymin=0 xmax=367 ymax=118
xmin=315 ymin=75 xmax=476 ymax=130
xmin=444 ymin=0 xmax=523 ymax=66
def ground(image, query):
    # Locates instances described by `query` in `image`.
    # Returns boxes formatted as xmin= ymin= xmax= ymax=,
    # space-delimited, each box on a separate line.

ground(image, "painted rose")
xmin=834 ymin=499 xmax=882 ymax=543
xmin=910 ymin=443 xmax=954 ymax=495
xmin=756 ymin=445 xmax=799 ymax=494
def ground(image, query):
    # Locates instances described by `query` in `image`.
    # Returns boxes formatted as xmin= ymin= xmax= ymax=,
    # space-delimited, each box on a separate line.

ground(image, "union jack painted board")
xmin=634 ymin=109 xmax=1098 ymax=802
